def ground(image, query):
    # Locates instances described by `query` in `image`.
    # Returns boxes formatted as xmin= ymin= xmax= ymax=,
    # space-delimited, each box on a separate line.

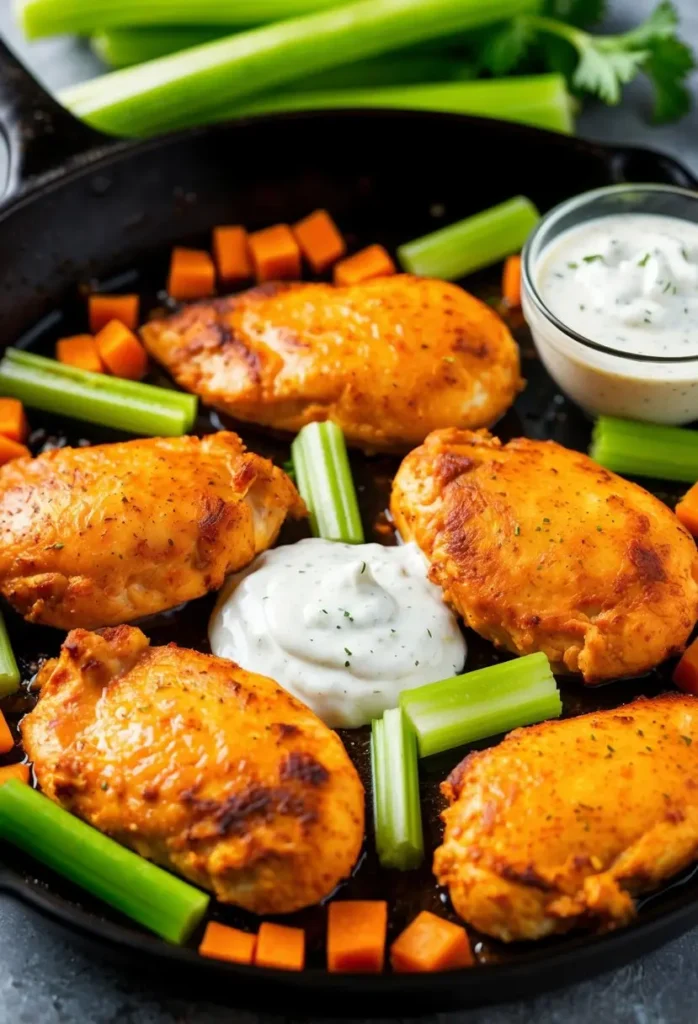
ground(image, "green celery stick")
xmin=400 ymin=652 xmax=561 ymax=758
xmin=0 ymin=349 xmax=197 ymax=437
xmin=231 ymin=75 xmax=574 ymax=134
xmin=398 ymin=195 xmax=540 ymax=281
xmin=291 ymin=421 xmax=364 ymax=544
xmin=0 ymin=612 xmax=20 ymax=697
xmin=0 ymin=780 xmax=209 ymax=943
xmin=57 ymin=0 xmax=540 ymax=137
xmin=92 ymin=27 xmax=225 ymax=68
xmin=371 ymin=707 xmax=423 ymax=870
xmin=590 ymin=417 xmax=698 ymax=483
xmin=21 ymin=0 xmax=345 ymax=37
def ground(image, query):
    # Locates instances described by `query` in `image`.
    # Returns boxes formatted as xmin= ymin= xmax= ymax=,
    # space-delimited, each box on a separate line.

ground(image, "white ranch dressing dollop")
xmin=209 ymin=538 xmax=466 ymax=728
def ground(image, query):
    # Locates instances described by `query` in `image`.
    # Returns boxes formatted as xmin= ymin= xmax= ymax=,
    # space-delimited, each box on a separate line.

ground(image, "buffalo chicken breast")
xmin=0 ymin=431 xmax=303 ymax=629
xmin=391 ymin=429 xmax=698 ymax=682
xmin=22 ymin=626 xmax=364 ymax=915
xmin=435 ymin=694 xmax=698 ymax=941
xmin=141 ymin=276 xmax=522 ymax=451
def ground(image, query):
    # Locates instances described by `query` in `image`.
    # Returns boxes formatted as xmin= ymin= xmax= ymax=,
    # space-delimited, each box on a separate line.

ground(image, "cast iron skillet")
xmin=1 ymin=39 xmax=698 ymax=1014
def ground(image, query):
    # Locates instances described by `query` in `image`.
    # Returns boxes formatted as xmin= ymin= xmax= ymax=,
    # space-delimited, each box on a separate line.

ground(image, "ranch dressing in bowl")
xmin=522 ymin=185 xmax=698 ymax=425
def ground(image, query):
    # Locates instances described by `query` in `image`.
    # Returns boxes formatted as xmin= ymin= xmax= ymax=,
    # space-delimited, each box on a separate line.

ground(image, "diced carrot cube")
xmin=674 ymin=637 xmax=698 ymax=695
xmin=95 ymin=320 xmax=148 ymax=381
xmin=293 ymin=209 xmax=346 ymax=274
xmin=390 ymin=911 xmax=474 ymax=973
xmin=327 ymin=900 xmax=388 ymax=974
xmin=0 ymin=711 xmax=13 ymax=755
xmin=502 ymin=254 xmax=522 ymax=309
xmin=167 ymin=247 xmax=216 ymax=301
xmin=213 ymin=226 xmax=252 ymax=286
xmin=248 ymin=224 xmax=301 ymax=284
xmin=198 ymin=922 xmax=257 ymax=965
xmin=676 ymin=483 xmax=698 ymax=537
xmin=56 ymin=335 xmax=105 ymax=374
xmin=0 ymin=398 xmax=28 ymax=443
xmin=333 ymin=244 xmax=396 ymax=287
xmin=89 ymin=294 xmax=140 ymax=333
xmin=0 ymin=436 xmax=30 ymax=466
xmin=0 ymin=763 xmax=29 ymax=785
xmin=254 ymin=922 xmax=305 ymax=971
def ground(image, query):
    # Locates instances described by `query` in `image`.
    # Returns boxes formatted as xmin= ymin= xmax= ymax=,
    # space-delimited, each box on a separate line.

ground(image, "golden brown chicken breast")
xmin=141 ymin=276 xmax=522 ymax=451
xmin=391 ymin=429 xmax=698 ymax=682
xmin=22 ymin=626 xmax=364 ymax=915
xmin=0 ymin=431 xmax=303 ymax=630
xmin=435 ymin=693 xmax=698 ymax=941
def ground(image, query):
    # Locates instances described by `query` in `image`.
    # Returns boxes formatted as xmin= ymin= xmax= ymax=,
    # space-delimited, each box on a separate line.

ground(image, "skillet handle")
xmin=0 ymin=38 xmax=108 ymax=200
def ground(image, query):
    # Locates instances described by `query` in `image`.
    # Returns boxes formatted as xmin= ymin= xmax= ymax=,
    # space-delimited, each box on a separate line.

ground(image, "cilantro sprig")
xmin=476 ymin=1 xmax=694 ymax=123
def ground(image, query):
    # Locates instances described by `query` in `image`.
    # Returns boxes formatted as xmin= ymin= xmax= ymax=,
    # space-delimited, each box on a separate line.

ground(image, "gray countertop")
xmin=0 ymin=1 xmax=697 ymax=1021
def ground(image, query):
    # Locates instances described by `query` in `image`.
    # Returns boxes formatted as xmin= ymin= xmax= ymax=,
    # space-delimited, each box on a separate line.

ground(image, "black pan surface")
xmin=0 ymin=41 xmax=697 ymax=1013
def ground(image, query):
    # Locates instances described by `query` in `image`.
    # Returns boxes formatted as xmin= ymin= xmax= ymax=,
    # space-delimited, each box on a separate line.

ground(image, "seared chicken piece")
xmin=0 ymin=432 xmax=303 ymax=629
xmin=391 ymin=429 xmax=698 ymax=682
xmin=22 ymin=626 xmax=364 ymax=915
xmin=435 ymin=693 xmax=698 ymax=941
xmin=141 ymin=276 xmax=522 ymax=451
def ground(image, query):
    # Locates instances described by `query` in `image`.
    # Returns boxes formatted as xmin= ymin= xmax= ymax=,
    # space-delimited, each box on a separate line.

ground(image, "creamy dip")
xmin=209 ymin=538 xmax=466 ymax=729
xmin=536 ymin=213 xmax=698 ymax=358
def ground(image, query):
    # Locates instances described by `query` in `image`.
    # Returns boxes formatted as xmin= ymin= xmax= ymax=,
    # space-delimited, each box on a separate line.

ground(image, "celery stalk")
xmin=398 ymin=195 xmax=540 ymax=281
xmin=590 ymin=417 xmax=698 ymax=483
xmin=92 ymin=27 xmax=225 ymax=69
xmin=93 ymin=27 xmax=467 ymax=87
xmin=232 ymin=75 xmax=574 ymax=134
xmin=58 ymin=0 xmax=540 ymax=137
xmin=291 ymin=421 xmax=363 ymax=543
xmin=20 ymin=0 xmax=345 ymax=37
xmin=0 ymin=612 xmax=20 ymax=698
xmin=371 ymin=708 xmax=423 ymax=870
xmin=0 ymin=349 xmax=197 ymax=437
xmin=400 ymin=653 xmax=561 ymax=758
xmin=0 ymin=780 xmax=209 ymax=943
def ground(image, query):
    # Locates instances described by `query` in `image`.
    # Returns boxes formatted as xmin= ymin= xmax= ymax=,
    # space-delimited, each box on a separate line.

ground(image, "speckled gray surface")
xmin=0 ymin=1 xmax=696 ymax=1021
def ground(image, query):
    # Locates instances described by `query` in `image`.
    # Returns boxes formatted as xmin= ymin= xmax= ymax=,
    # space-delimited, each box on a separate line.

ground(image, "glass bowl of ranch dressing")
xmin=522 ymin=183 xmax=698 ymax=424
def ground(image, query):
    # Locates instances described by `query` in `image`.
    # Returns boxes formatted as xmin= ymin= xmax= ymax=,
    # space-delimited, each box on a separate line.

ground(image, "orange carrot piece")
xmin=674 ymin=637 xmax=698 ymax=695
xmin=293 ymin=209 xmax=346 ymax=274
xmin=390 ymin=911 xmax=474 ymax=973
xmin=502 ymin=254 xmax=522 ymax=308
xmin=198 ymin=922 xmax=257 ymax=965
xmin=56 ymin=335 xmax=105 ymax=374
xmin=676 ymin=483 xmax=698 ymax=538
xmin=0 ymin=711 xmax=13 ymax=755
xmin=254 ymin=922 xmax=305 ymax=971
xmin=248 ymin=224 xmax=301 ymax=284
xmin=327 ymin=901 xmax=388 ymax=974
xmin=0 ymin=436 xmax=30 ymax=466
xmin=95 ymin=320 xmax=148 ymax=381
xmin=0 ymin=398 xmax=28 ymax=443
xmin=89 ymin=294 xmax=140 ymax=333
xmin=0 ymin=763 xmax=29 ymax=786
xmin=167 ymin=247 xmax=216 ymax=300
xmin=333 ymin=244 xmax=396 ymax=287
xmin=213 ymin=226 xmax=252 ymax=286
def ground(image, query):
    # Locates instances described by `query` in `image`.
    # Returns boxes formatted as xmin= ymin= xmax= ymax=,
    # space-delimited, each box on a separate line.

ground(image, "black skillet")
xmin=0 ymin=39 xmax=698 ymax=1014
